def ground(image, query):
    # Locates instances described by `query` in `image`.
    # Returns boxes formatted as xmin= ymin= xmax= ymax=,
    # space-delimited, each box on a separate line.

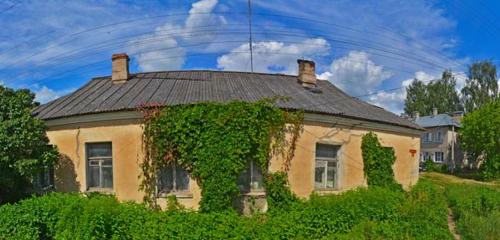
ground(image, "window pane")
xmin=102 ymin=159 xmax=112 ymax=166
xmin=88 ymin=166 xmax=100 ymax=188
xmin=88 ymin=143 xmax=112 ymax=157
xmin=326 ymin=161 xmax=336 ymax=188
xmin=316 ymin=144 xmax=339 ymax=158
xmin=238 ymin=162 xmax=251 ymax=192
xmin=250 ymin=161 xmax=263 ymax=190
xmin=158 ymin=166 xmax=174 ymax=193
xmin=101 ymin=166 xmax=113 ymax=189
xmin=175 ymin=166 xmax=189 ymax=191
xmin=315 ymin=161 xmax=326 ymax=189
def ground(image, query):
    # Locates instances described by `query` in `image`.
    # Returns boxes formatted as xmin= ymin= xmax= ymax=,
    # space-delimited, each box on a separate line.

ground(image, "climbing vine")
xmin=139 ymin=99 xmax=303 ymax=212
xmin=361 ymin=132 xmax=401 ymax=190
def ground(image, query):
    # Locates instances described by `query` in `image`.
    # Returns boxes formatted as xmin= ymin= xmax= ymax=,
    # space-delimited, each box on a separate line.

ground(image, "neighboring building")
xmin=33 ymin=53 xmax=423 ymax=210
xmin=412 ymin=109 xmax=464 ymax=170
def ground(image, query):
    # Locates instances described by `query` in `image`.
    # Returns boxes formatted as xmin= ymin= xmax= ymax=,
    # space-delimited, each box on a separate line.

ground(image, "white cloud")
xmin=129 ymin=0 xmax=224 ymax=71
xmin=217 ymin=38 xmax=330 ymax=73
xmin=367 ymin=71 xmax=437 ymax=113
xmin=319 ymin=51 xmax=392 ymax=96
xmin=34 ymin=86 xmax=74 ymax=103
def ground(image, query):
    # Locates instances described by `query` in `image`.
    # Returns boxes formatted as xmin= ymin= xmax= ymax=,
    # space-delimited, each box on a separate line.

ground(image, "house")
xmin=33 ymin=53 xmax=423 ymax=210
xmin=412 ymin=109 xmax=464 ymax=170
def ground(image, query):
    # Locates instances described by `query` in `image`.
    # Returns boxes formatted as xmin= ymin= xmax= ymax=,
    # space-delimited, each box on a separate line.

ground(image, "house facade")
xmin=34 ymin=54 xmax=423 ymax=210
xmin=412 ymin=110 xmax=464 ymax=170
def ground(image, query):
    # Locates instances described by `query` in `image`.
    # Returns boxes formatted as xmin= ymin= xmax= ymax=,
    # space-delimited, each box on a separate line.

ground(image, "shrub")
xmin=264 ymin=171 xmax=299 ymax=212
xmin=0 ymin=182 xmax=455 ymax=239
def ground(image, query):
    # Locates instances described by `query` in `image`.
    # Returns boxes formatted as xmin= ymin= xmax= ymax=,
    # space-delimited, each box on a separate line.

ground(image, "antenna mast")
xmin=248 ymin=0 xmax=254 ymax=72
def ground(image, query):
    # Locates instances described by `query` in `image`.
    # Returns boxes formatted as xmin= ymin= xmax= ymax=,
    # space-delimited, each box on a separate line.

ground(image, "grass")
xmin=421 ymin=172 xmax=500 ymax=240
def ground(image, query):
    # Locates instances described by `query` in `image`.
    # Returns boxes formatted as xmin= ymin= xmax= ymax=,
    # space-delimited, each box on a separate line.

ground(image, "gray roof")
xmin=33 ymin=70 xmax=421 ymax=130
xmin=414 ymin=114 xmax=461 ymax=128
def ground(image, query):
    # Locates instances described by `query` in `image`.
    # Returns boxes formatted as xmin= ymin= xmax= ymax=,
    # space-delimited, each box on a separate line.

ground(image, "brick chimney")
xmin=111 ymin=53 xmax=129 ymax=83
xmin=297 ymin=59 xmax=316 ymax=88
xmin=432 ymin=107 xmax=438 ymax=116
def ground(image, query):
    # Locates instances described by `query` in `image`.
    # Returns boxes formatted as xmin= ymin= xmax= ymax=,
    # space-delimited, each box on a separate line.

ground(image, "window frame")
xmin=434 ymin=152 xmax=444 ymax=163
xmin=85 ymin=142 xmax=114 ymax=192
xmin=238 ymin=160 xmax=265 ymax=194
xmin=157 ymin=164 xmax=191 ymax=196
xmin=314 ymin=143 xmax=340 ymax=191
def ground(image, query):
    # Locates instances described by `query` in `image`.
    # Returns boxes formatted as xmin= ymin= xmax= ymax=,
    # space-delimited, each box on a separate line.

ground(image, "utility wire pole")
xmin=248 ymin=0 xmax=254 ymax=72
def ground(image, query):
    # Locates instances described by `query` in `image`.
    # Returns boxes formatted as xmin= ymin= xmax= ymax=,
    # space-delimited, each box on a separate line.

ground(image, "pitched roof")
xmin=414 ymin=113 xmax=461 ymax=128
xmin=33 ymin=70 xmax=421 ymax=130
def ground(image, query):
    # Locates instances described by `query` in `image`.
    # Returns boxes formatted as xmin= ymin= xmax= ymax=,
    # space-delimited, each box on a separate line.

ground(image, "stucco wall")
xmin=47 ymin=117 xmax=420 ymax=209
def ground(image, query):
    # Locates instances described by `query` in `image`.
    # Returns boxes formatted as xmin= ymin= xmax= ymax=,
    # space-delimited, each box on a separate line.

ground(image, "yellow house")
xmin=33 ymin=54 xmax=423 ymax=210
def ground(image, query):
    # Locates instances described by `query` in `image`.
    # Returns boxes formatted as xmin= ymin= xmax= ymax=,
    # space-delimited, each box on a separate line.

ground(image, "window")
xmin=238 ymin=160 xmax=264 ymax=193
xmin=436 ymin=131 xmax=443 ymax=142
xmin=423 ymin=151 xmax=433 ymax=161
xmin=158 ymin=164 xmax=189 ymax=194
xmin=315 ymin=144 xmax=340 ymax=190
xmin=86 ymin=142 xmax=113 ymax=190
xmin=36 ymin=167 xmax=54 ymax=189
xmin=435 ymin=152 xmax=444 ymax=163
xmin=423 ymin=132 xmax=433 ymax=143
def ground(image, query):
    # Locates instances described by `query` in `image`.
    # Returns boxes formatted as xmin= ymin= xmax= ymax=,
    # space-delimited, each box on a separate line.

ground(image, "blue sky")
xmin=0 ymin=0 xmax=499 ymax=113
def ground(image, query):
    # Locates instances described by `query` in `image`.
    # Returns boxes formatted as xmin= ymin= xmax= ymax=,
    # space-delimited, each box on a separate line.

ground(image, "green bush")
xmin=0 ymin=182 xmax=454 ymax=239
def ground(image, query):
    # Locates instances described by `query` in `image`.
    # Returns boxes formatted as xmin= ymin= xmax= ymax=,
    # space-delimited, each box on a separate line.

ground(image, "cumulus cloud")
xmin=217 ymin=38 xmax=330 ymax=73
xmin=34 ymin=85 xmax=74 ymax=103
xmin=129 ymin=0 xmax=225 ymax=72
xmin=367 ymin=71 xmax=436 ymax=113
xmin=319 ymin=51 xmax=392 ymax=96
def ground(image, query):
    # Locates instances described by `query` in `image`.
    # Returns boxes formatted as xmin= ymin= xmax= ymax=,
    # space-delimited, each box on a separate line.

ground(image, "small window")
xmin=315 ymin=144 xmax=340 ymax=190
xmin=36 ymin=166 xmax=54 ymax=190
xmin=158 ymin=164 xmax=190 ymax=194
xmin=436 ymin=132 xmax=443 ymax=142
xmin=435 ymin=152 xmax=444 ymax=163
xmin=238 ymin=160 xmax=264 ymax=193
xmin=86 ymin=142 xmax=113 ymax=190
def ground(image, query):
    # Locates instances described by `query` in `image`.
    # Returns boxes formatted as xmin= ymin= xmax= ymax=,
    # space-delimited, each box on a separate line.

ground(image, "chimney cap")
xmin=112 ymin=53 xmax=129 ymax=60
xmin=297 ymin=59 xmax=315 ymax=66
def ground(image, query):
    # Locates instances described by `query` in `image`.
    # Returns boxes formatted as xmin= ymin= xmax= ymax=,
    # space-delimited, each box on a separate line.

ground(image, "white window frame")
xmin=434 ymin=152 xmax=444 ymax=163
xmin=157 ymin=164 xmax=190 ymax=195
xmin=238 ymin=160 xmax=264 ymax=193
xmin=86 ymin=142 xmax=113 ymax=191
xmin=314 ymin=144 xmax=340 ymax=190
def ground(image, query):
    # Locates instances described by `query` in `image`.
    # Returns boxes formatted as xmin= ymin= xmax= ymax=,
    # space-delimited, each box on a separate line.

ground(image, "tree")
xmin=404 ymin=79 xmax=428 ymax=115
xmin=0 ymin=85 xmax=58 ymax=203
xmin=459 ymin=99 xmax=500 ymax=180
xmin=461 ymin=61 xmax=499 ymax=113
xmin=404 ymin=70 xmax=462 ymax=115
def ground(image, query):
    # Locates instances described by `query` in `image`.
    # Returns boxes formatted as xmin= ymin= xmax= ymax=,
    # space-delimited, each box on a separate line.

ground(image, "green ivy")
xmin=139 ymin=99 xmax=303 ymax=212
xmin=361 ymin=132 xmax=401 ymax=190
xmin=264 ymin=171 xmax=299 ymax=212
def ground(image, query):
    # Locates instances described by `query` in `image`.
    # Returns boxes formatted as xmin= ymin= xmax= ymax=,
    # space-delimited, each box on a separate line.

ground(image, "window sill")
xmin=242 ymin=191 xmax=266 ymax=197
xmin=158 ymin=192 xmax=193 ymax=199
xmin=86 ymin=188 xmax=114 ymax=194
xmin=314 ymin=189 xmax=341 ymax=195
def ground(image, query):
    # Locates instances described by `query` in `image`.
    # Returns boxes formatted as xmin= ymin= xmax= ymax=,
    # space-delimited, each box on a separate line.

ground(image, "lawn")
xmin=0 ymin=173 xmax=498 ymax=239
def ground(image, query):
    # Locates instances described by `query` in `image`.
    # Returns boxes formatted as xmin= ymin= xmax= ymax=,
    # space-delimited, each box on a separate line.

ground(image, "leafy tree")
xmin=0 ymin=85 xmax=58 ymax=203
xmin=461 ymin=61 xmax=499 ymax=113
xmin=404 ymin=70 xmax=462 ymax=115
xmin=459 ymin=99 xmax=500 ymax=180
xmin=404 ymin=79 xmax=428 ymax=115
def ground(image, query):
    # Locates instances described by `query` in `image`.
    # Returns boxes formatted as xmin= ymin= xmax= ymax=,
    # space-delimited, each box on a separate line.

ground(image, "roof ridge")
xmin=91 ymin=69 xmax=299 ymax=80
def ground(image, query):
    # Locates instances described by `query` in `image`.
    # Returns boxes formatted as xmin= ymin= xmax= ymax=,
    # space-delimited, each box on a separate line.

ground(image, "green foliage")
xmin=445 ymin=184 xmax=500 ymax=240
xmin=140 ymin=100 xmax=303 ymax=212
xmin=404 ymin=70 xmax=462 ymax=115
xmin=425 ymin=159 xmax=435 ymax=172
xmin=460 ymin=99 xmax=500 ymax=180
xmin=0 ymin=85 xmax=58 ymax=204
xmin=264 ymin=171 xmax=299 ymax=211
xmin=361 ymin=132 xmax=401 ymax=189
xmin=461 ymin=61 xmax=499 ymax=113
xmin=0 ymin=181 xmax=454 ymax=239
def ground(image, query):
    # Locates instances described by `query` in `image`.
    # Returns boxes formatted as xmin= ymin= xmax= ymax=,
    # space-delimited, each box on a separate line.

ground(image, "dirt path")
xmin=447 ymin=208 xmax=461 ymax=240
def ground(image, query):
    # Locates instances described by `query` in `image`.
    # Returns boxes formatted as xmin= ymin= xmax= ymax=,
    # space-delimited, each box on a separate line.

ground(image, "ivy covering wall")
xmin=361 ymin=132 xmax=401 ymax=189
xmin=139 ymin=100 xmax=303 ymax=212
